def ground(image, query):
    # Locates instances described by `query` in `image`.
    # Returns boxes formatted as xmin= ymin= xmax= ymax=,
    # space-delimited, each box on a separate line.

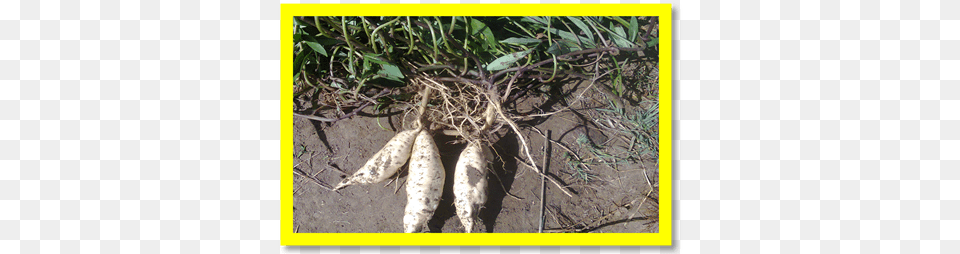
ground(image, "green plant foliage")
xmin=566 ymin=17 xmax=594 ymax=42
xmin=500 ymin=37 xmax=543 ymax=45
xmin=292 ymin=15 xmax=659 ymax=119
xmin=628 ymin=17 xmax=639 ymax=42
xmin=294 ymin=16 xmax=653 ymax=84
xmin=303 ymin=40 xmax=328 ymax=57
xmin=486 ymin=49 xmax=534 ymax=71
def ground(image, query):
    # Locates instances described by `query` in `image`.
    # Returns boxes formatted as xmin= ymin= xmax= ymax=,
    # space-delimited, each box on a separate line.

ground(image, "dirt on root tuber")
xmin=403 ymin=130 xmax=446 ymax=233
xmin=333 ymin=128 xmax=421 ymax=191
xmin=453 ymin=141 xmax=491 ymax=233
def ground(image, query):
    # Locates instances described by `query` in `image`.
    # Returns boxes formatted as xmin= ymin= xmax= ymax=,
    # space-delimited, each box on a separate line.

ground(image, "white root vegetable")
xmin=333 ymin=129 xmax=421 ymax=190
xmin=453 ymin=141 xmax=490 ymax=233
xmin=403 ymin=130 xmax=445 ymax=233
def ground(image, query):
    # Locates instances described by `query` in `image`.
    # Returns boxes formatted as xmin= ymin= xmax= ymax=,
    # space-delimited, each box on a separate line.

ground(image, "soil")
xmin=292 ymin=72 xmax=660 ymax=233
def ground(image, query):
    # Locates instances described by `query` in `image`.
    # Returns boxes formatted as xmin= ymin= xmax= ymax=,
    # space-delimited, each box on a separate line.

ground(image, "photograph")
xmin=290 ymin=14 xmax=661 ymax=234
xmin=279 ymin=4 xmax=672 ymax=245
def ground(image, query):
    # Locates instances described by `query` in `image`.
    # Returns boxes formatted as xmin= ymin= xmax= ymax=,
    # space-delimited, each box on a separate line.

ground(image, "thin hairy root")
xmin=293 ymin=167 xmax=335 ymax=192
xmin=513 ymin=155 xmax=575 ymax=198
xmin=485 ymin=144 xmax=524 ymax=201
xmin=486 ymin=91 xmax=574 ymax=198
xmin=491 ymin=171 xmax=523 ymax=201
xmin=418 ymin=77 xmax=489 ymax=140
xmin=409 ymin=76 xmax=576 ymax=199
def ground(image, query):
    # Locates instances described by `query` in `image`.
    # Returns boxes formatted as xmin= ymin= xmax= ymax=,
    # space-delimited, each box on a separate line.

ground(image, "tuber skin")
xmin=333 ymin=128 xmax=421 ymax=191
xmin=453 ymin=141 xmax=490 ymax=233
xmin=403 ymin=130 xmax=446 ymax=233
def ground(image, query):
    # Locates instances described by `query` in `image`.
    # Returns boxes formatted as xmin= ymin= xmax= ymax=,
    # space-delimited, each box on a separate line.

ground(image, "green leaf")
xmin=315 ymin=38 xmax=341 ymax=46
xmin=546 ymin=27 xmax=595 ymax=49
xmin=371 ymin=76 xmax=404 ymax=87
xmin=377 ymin=63 xmax=404 ymax=80
xmin=293 ymin=47 xmax=311 ymax=77
xmin=363 ymin=53 xmax=390 ymax=65
xmin=470 ymin=18 xmax=497 ymax=49
xmin=646 ymin=36 xmax=659 ymax=47
xmin=486 ymin=49 xmax=534 ymax=71
xmin=300 ymin=34 xmax=340 ymax=58
xmin=522 ymin=16 xmax=549 ymax=25
xmin=293 ymin=17 xmax=304 ymax=28
xmin=584 ymin=17 xmax=635 ymax=48
xmin=566 ymin=17 xmax=594 ymax=42
xmin=500 ymin=37 xmax=542 ymax=45
xmin=546 ymin=42 xmax=572 ymax=56
xmin=361 ymin=57 xmax=375 ymax=77
xmin=629 ymin=17 xmax=639 ymax=42
xmin=303 ymin=41 xmax=328 ymax=57
xmin=611 ymin=25 xmax=634 ymax=48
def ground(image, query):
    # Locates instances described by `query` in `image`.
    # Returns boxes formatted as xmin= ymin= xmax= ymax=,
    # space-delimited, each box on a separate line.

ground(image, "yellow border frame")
xmin=281 ymin=4 xmax=672 ymax=246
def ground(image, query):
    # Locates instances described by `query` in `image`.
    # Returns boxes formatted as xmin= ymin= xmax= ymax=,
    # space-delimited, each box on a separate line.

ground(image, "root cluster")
xmin=406 ymin=76 xmax=575 ymax=197
xmin=408 ymin=77 xmax=499 ymax=143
